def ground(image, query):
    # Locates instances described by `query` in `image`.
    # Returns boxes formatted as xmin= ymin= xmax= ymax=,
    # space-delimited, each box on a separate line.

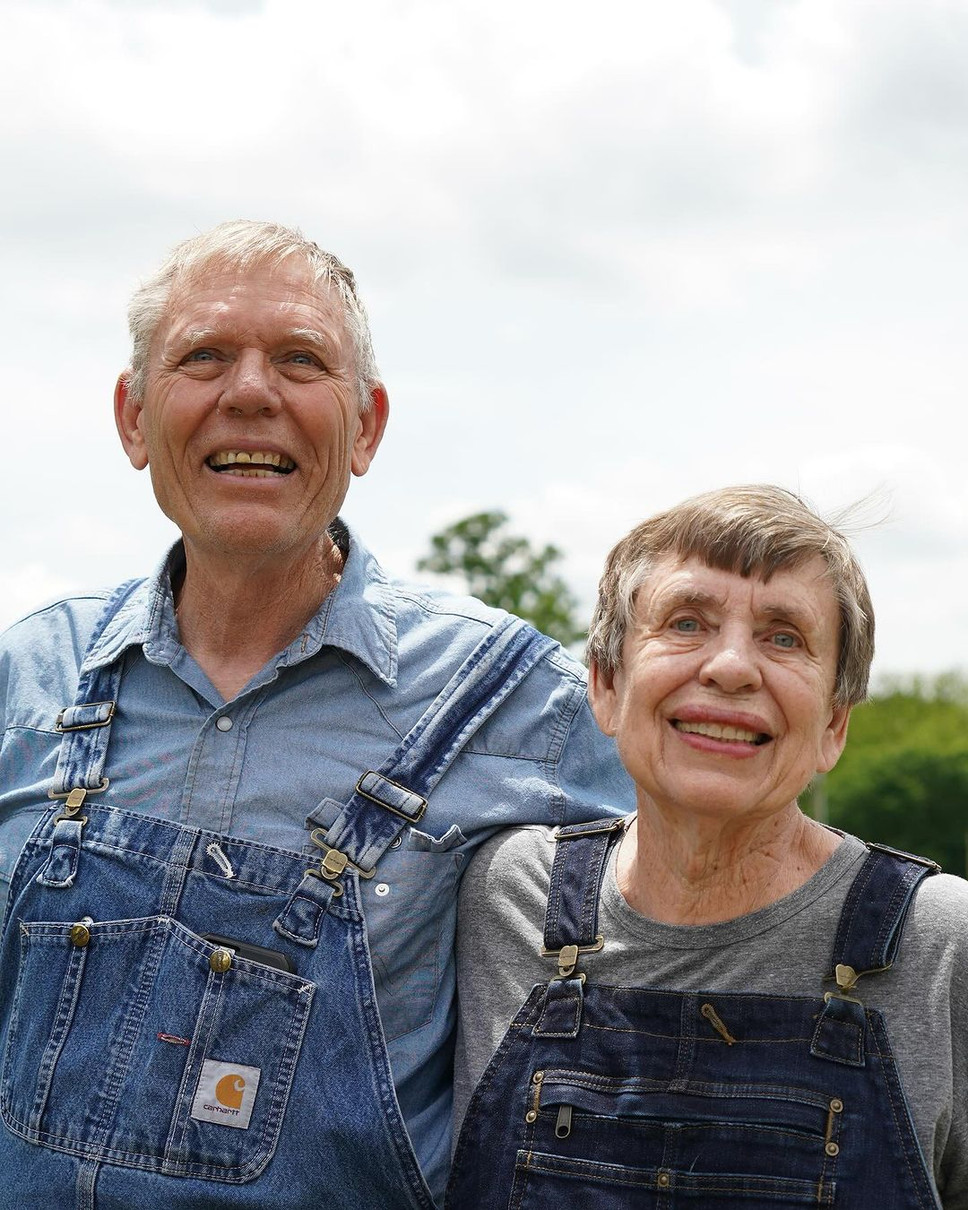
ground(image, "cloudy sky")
xmin=1 ymin=0 xmax=965 ymax=680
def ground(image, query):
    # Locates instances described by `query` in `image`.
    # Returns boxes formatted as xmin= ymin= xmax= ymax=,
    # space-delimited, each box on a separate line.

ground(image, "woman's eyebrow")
xmin=654 ymin=587 xmax=723 ymax=612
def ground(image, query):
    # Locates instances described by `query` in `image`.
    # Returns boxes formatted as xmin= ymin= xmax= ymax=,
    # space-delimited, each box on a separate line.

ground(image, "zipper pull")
xmin=701 ymin=1001 xmax=737 ymax=1045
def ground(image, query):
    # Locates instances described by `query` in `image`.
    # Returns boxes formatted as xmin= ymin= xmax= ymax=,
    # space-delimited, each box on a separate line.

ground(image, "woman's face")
xmin=589 ymin=555 xmax=851 ymax=826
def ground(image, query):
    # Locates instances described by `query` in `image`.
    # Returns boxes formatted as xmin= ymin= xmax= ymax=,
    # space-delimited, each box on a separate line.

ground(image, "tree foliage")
xmin=418 ymin=511 xmax=586 ymax=647
xmin=824 ymin=677 xmax=968 ymax=875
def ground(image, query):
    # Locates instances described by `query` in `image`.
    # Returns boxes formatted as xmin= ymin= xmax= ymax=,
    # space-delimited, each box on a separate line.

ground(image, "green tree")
xmin=418 ymin=511 xmax=585 ymax=647
xmin=823 ymin=677 xmax=968 ymax=874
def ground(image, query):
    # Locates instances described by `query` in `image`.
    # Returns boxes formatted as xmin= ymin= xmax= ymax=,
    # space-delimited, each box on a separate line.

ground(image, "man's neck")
xmin=173 ymin=534 xmax=345 ymax=702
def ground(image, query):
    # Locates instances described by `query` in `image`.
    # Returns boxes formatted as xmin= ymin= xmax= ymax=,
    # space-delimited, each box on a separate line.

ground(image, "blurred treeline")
xmin=808 ymin=674 xmax=968 ymax=876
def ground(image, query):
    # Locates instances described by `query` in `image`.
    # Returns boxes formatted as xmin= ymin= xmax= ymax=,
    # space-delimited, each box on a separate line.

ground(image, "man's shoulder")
xmin=1 ymin=589 xmax=116 ymax=658
xmin=388 ymin=574 xmax=587 ymax=686
xmin=0 ymin=583 xmax=145 ymax=714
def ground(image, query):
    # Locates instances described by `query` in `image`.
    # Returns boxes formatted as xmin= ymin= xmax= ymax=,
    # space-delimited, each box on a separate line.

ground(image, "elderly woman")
xmin=448 ymin=486 xmax=968 ymax=1209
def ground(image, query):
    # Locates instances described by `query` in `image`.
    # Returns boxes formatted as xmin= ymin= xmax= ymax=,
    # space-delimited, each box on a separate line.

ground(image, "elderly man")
xmin=0 ymin=221 xmax=631 ymax=1209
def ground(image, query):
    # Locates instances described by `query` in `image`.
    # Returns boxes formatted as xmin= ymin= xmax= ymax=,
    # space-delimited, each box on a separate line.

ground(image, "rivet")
xmin=70 ymin=923 xmax=91 ymax=947
xmin=830 ymin=1098 xmax=843 ymax=1113
xmin=658 ymin=1171 xmax=671 ymax=1187
xmin=389 ymin=836 xmax=403 ymax=850
xmin=532 ymin=1071 xmax=544 ymax=1084
xmin=525 ymin=1110 xmax=537 ymax=1123
xmin=825 ymin=1142 xmax=840 ymax=1157
xmin=209 ymin=947 xmax=232 ymax=973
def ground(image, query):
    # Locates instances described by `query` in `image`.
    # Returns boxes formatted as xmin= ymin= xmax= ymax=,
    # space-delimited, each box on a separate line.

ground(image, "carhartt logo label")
xmin=216 ymin=1073 xmax=245 ymax=1109
xmin=191 ymin=1060 xmax=261 ymax=1130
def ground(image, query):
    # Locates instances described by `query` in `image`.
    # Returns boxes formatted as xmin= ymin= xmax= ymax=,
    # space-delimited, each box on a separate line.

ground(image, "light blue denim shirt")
xmin=0 ymin=521 xmax=633 ymax=1197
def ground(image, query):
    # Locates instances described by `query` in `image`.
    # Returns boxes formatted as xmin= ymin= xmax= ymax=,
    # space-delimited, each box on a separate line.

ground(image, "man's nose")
xmin=698 ymin=628 xmax=763 ymax=694
xmin=217 ymin=351 xmax=282 ymax=417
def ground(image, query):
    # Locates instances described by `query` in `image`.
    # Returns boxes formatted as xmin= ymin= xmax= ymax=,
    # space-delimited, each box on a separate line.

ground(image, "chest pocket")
xmin=364 ymin=824 xmax=466 ymax=1042
xmin=1 ymin=913 xmax=314 ymax=1182
xmin=511 ymin=1070 xmax=841 ymax=1208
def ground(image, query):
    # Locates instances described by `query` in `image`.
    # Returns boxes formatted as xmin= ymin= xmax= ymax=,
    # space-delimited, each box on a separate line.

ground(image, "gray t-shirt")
xmin=455 ymin=823 xmax=968 ymax=1206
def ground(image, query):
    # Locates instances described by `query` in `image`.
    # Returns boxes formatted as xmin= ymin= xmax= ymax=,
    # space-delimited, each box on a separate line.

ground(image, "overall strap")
xmin=305 ymin=616 xmax=556 ymax=878
xmin=828 ymin=843 xmax=939 ymax=995
xmin=811 ymin=843 xmax=939 ymax=1068
xmin=542 ymin=818 xmax=626 ymax=966
xmin=49 ymin=579 xmax=144 ymax=799
xmin=38 ymin=580 xmax=143 ymax=891
xmin=533 ymin=817 xmax=625 ymax=1039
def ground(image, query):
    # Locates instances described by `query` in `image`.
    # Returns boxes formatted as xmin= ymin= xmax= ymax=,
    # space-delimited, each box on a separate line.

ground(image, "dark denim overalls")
xmin=0 ymin=580 xmax=553 ymax=1209
xmin=448 ymin=817 xmax=942 ymax=1209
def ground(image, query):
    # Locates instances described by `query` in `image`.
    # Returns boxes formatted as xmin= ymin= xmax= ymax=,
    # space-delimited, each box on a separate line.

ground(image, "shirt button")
xmin=215 ymin=716 xmax=233 ymax=732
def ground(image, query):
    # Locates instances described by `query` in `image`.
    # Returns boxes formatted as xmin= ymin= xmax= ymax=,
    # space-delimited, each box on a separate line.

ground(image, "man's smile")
xmin=206 ymin=450 xmax=296 ymax=477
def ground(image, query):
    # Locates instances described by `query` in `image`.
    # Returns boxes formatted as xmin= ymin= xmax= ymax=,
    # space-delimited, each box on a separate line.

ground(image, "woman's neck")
xmin=616 ymin=803 xmax=840 ymax=926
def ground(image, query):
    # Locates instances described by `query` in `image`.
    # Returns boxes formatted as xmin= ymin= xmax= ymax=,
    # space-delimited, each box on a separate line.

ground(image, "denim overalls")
xmin=0 ymin=580 xmax=554 ymax=1209
xmin=448 ymin=818 xmax=942 ymax=1209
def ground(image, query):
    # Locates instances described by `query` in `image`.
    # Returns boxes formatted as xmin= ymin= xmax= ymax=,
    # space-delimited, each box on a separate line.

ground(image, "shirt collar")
xmin=81 ymin=521 xmax=399 ymax=687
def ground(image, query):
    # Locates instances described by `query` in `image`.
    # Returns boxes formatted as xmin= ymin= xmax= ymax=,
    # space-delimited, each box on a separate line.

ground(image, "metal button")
xmin=215 ymin=716 xmax=233 ymax=732
xmin=389 ymin=836 xmax=403 ymax=850
xmin=209 ymin=947 xmax=233 ymax=973
xmin=825 ymin=1142 xmax=840 ymax=1157
xmin=70 ymin=923 xmax=91 ymax=947
xmin=830 ymin=1098 xmax=843 ymax=1113
xmin=657 ymin=1171 xmax=671 ymax=1188
xmin=375 ymin=883 xmax=390 ymax=897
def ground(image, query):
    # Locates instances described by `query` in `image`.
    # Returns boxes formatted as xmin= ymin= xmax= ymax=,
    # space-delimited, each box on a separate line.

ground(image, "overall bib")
xmin=0 ymin=580 xmax=553 ymax=1210
xmin=448 ymin=818 xmax=942 ymax=1209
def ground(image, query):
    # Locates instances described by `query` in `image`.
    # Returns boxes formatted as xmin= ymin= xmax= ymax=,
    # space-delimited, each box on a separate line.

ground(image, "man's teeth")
xmin=208 ymin=451 xmax=295 ymax=474
xmin=674 ymin=720 xmax=767 ymax=744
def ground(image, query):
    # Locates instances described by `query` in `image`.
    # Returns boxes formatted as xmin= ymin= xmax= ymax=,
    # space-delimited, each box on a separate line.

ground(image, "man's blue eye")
xmin=186 ymin=349 xmax=215 ymax=362
xmin=773 ymin=632 xmax=798 ymax=649
xmin=673 ymin=618 xmax=700 ymax=633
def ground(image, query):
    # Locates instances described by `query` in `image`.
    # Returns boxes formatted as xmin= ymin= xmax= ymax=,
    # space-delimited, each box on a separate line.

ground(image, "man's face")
xmin=115 ymin=258 xmax=387 ymax=565
xmin=590 ymin=555 xmax=850 ymax=826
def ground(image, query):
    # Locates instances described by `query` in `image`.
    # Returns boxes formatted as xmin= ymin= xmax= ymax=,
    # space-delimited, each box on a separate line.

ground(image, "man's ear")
xmin=817 ymin=703 xmax=851 ymax=775
xmin=351 ymin=383 xmax=389 ymax=478
xmin=588 ymin=659 xmax=620 ymax=738
xmin=114 ymin=374 xmax=149 ymax=471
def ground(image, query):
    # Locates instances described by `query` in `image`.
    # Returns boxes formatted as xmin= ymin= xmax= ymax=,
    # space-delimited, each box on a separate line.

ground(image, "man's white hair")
xmin=125 ymin=219 xmax=380 ymax=409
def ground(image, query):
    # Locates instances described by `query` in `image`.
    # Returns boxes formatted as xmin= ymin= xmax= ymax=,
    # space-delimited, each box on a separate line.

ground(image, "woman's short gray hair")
xmin=586 ymin=485 xmax=875 ymax=708
xmin=125 ymin=219 xmax=380 ymax=408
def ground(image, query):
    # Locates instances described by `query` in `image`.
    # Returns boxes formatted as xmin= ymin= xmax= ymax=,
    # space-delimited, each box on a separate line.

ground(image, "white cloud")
xmin=1 ymin=0 xmax=966 ymax=676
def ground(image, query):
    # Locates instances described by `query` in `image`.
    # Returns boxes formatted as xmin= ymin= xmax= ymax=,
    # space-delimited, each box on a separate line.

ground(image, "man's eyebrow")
xmin=287 ymin=327 xmax=331 ymax=346
xmin=178 ymin=326 xmax=219 ymax=346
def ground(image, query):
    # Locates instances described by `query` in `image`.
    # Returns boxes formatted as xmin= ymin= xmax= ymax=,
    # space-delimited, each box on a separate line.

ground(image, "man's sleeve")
xmin=552 ymin=674 xmax=635 ymax=825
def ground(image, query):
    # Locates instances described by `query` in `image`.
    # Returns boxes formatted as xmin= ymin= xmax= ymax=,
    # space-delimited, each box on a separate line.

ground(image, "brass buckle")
xmin=55 ymin=703 xmax=116 ymax=732
xmin=308 ymin=829 xmax=375 ymax=881
xmin=51 ymin=786 xmax=96 ymax=825
xmin=354 ymin=773 xmax=427 ymax=823
xmin=539 ymin=935 xmax=604 ymax=977
xmin=49 ymin=778 xmax=109 ymax=801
